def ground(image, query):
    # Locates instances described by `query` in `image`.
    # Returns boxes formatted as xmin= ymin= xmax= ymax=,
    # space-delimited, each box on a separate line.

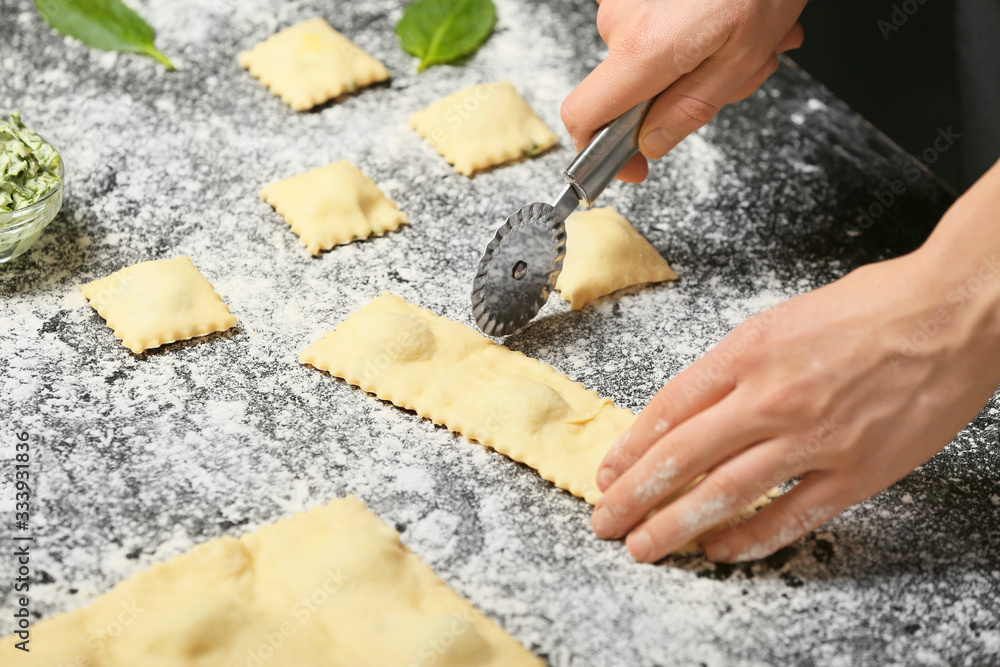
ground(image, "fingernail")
xmin=591 ymin=507 xmax=618 ymax=538
xmin=640 ymin=129 xmax=673 ymax=159
xmin=596 ymin=466 xmax=619 ymax=491
xmin=706 ymin=541 xmax=731 ymax=562
xmin=627 ymin=530 xmax=653 ymax=562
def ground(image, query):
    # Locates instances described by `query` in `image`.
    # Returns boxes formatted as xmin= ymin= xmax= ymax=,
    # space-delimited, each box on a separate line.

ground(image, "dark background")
xmin=791 ymin=0 xmax=1000 ymax=193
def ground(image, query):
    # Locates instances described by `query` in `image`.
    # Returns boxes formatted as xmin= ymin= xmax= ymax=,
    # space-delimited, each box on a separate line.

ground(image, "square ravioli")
xmin=238 ymin=17 xmax=390 ymax=111
xmin=555 ymin=207 xmax=678 ymax=309
xmin=79 ymin=256 xmax=238 ymax=354
xmin=259 ymin=160 xmax=408 ymax=255
xmin=409 ymin=81 xmax=557 ymax=175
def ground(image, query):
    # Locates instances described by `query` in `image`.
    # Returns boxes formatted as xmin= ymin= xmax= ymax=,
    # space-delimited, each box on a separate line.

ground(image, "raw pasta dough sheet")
xmin=2 ymin=496 xmax=541 ymax=666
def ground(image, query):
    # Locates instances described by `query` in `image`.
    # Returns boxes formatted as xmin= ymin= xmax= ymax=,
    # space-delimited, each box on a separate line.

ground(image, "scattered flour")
xmin=634 ymin=458 xmax=678 ymax=503
xmin=0 ymin=1 xmax=990 ymax=665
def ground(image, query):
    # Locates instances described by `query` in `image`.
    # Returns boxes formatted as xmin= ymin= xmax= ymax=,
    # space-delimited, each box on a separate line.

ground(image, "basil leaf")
xmin=34 ymin=0 xmax=175 ymax=69
xmin=396 ymin=0 xmax=496 ymax=72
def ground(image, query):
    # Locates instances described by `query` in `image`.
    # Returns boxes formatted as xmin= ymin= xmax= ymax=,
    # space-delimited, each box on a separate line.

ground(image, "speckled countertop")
xmin=1 ymin=0 xmax=998 ymax=664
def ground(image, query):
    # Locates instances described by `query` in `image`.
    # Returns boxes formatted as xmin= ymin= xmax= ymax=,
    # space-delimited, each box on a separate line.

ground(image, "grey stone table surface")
xmin=1 ymin=0 xmax=998 ymax=664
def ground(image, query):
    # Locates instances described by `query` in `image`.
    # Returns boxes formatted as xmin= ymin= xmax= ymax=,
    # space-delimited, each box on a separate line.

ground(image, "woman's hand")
xmin=562 ymin=0 xmax=807 ymax=182
xmin=589 ymin=162 xmax=1000 ymax=562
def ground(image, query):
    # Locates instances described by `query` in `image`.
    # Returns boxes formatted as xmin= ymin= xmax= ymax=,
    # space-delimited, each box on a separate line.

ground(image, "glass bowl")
xmin=0 ymin=161 xmax=64 ymax=264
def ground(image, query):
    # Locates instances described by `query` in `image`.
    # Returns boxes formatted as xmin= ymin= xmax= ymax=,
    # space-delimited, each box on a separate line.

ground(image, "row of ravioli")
xmin=78 ymin=204 xmax=674 ymax=354
xmin=239 ymin=17 xmax=557 ymax=175
xmin=80 ymin=20 xmax=677 ymax=352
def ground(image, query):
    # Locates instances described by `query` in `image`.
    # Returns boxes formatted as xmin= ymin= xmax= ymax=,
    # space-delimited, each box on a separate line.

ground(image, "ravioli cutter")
xmin=471 ymin=98 xmax=655 ymax=336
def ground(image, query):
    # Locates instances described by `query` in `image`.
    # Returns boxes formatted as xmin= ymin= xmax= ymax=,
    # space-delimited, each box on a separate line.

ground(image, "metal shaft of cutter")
xmin=551 ymin=184 xmax=579 ymax=221
xmin=562 ymin=98 xmax=656 ymax=205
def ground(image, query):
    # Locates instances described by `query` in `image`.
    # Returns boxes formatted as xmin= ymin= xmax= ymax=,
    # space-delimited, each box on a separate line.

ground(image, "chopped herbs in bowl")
xmin=0 ymin=112 xmax=64 ymax=263
xmin=1 ymin=111 xmax=62 ymax=210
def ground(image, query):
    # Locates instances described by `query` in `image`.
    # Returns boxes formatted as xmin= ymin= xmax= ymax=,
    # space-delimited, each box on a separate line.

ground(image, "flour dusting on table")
xmin=2 ymin=0 xmax=995 ymax=665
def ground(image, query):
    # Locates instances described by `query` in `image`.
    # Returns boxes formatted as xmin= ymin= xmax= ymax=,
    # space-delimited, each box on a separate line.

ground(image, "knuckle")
xmin=734 ymin=312 xmax=766 ymax=341
xmin=754 ymin=382 xmax=803 ymax=420
xmin=705 ymin=467 xmax=744 ymax=503
xmin=611 ymin=29 xmax=650 ymax=66
xmin=663 ymin=428 xmax=695 ymax=461
xmin=559 ymin=97 xmax=575 ymax=129
xmin=717 ymin=327 xmax=760 ymax=371
xmin=606 ymin=441 xmax=640 ymax=472
xmin=595 ymin=0 xmax=632 ymax=42
xmin=559 ymin=96 xmax=585 ymax=137
xmin=667 ymin=38 xmax=705 ymax=76
xmin=595 ymin=6 xmax=615 ymax=42
xmin=611 ymin=8 xmax=663 ymax=64
xmin=673 ymin=93 xmax=720 ymax=128
xmin=648 ymin=384 xmax=678 ymax=417
xmin=670 ymin=21 xmax=728 ymax=73
xmin=728 ymin=346 xmax=760 ymax=375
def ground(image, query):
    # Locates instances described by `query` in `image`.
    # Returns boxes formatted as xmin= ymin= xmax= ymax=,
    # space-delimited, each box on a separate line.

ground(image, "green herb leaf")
xmin=34 ymin=0 xmax=175 ymax=70
xmin=396 ymin=0 xmax=496 ymax=72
